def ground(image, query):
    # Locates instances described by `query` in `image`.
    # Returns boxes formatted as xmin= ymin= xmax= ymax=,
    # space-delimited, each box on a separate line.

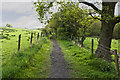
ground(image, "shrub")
xmin=113 ymin=22 xmax=120 ymax=39
xmin=88 ymin=20 xmax=101 ymax=37
xmin=88 ymin=58 xmax=115 ymax=73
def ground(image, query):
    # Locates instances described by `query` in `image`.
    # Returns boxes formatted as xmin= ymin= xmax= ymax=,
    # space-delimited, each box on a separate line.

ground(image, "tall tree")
xmin=79 ymin=0 xmax=120 ymax=61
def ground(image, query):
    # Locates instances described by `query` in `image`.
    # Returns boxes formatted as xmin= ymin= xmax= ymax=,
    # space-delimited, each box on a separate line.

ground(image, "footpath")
xmin=49 ymin=39 xmax=69 ymax=78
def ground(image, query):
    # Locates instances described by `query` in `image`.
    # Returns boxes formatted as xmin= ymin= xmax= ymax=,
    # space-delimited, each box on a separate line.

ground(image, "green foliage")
xmin=88 ymin=20 xmax=101 ymax=37
xmin=45 ymin=2 xmax=94 ymax=40
xmin=88 ymin=58 xmax=115 ymax=72
xmin=87 ymin=21 xmax=120 ymax=39
xmin=58 ymin=39 xmax=118 ymax=78
xmin=34 ymin=1 xmax=54 ymax=23
xmin=113 ymin=22 xmax=120 ymax=39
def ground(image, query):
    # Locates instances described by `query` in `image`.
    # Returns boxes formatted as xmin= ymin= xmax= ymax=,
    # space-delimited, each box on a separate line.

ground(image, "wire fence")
xmin=72 ymin=38 xmax=120 ymax=75
xmin=17 ymin=32 xmax=43 ymax=52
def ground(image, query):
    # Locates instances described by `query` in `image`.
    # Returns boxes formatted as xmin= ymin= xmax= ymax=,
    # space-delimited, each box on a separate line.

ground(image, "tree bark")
xmin=80 ymin=36 xmax=85 ymax=47
xmin=78 ymin=36 xmax=85 ymax=47
xmin=95 ymin=2 xmax=116 ymax=62
xmin=95 ymin=21 xmax=115 ymax=61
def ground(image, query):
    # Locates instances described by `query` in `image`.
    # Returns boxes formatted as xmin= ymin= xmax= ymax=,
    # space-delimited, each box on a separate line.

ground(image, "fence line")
xmin=91 ymin=39 xmax=94 ymax=56
xmin=72 ymin=38 xmax=119 ymax=75
xmin=17 ymin=32 xmax=40 ymax=52
xmin=92 ymin=39 xmax=119 ymax=75
xmin=30 ymin=33 xmax=33 ymax=45
xmin=99 ymin=43 xmax=110 ymax=50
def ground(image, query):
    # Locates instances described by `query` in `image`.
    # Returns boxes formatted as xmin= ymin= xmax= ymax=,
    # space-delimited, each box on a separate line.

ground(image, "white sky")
xmin=1 ymin=2 xmax=45 ymax=29
xmin=0 ymin=0 xmax=120 ymax=29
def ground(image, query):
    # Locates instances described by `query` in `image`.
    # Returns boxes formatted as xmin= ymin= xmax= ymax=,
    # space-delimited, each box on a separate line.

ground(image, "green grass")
xmin=1 ymin=27 xmax=41 ymax=65
xmin=2 ymin=37 xmax=53 ymax=78
xmin=58 ymin=39 xmax=118 ymax=78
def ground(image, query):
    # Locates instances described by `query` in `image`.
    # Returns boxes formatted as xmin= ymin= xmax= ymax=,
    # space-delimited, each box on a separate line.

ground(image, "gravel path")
xmin=49 ymin=39 xmax=69 ymax=78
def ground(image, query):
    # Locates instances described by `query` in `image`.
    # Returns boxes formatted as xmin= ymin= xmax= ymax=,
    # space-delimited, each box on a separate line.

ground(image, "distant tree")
xmin=6 ymin=24 xmax=12 ymax=28
xmin=45 ymin=3 xmax=94 ymax=47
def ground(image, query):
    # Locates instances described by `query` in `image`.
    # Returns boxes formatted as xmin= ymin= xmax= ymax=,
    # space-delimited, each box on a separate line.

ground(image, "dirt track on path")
xmin=49 ymin=39 xmax=69 ymax=78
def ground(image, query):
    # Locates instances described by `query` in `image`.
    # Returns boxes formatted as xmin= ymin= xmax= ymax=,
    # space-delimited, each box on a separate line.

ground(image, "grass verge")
xmin=58 ymin=40 xmax=118 ymax=78
xmin=2 ymin=37 xmax=53 ymax=78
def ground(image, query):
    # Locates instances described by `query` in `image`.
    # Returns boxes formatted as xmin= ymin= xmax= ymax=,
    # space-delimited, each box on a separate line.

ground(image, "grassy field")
xmin=1 ymin=27 xmax=53 ymax=78
xmin=58 ymin=38 xmax=119 ymax=78
xmin=0 ymin=27 xmax=41 ymax=65
xmin=2 ymin=37 xmax=53 ymax=78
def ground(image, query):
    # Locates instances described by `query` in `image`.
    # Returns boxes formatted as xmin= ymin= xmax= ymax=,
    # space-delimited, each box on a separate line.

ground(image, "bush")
xmin=88 ymin=58 xmax=115 ymax=73
xmin=88 ymin=21 xmax=120 ymax=39
xmin=113 ymin=22 xmax=120 ymax=39
xmin=6 ymin=24 xmax=12 ymax=28
xmin=88 ymin=20 xmax=101 ymax=37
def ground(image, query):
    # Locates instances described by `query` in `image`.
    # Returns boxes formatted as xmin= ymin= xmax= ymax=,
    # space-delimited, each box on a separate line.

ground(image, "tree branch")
xmin=78 ymin=0 xmax=102 ymax=14
xmin=89 ymin=13 xmax=102 ymax=21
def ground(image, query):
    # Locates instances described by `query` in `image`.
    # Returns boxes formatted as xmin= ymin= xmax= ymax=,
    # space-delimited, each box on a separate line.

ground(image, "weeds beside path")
xmin=49 ymin=39 xmax=69 ymax=78
xmin=2 ymin=38 xmax=53 ymax=78
xmin=58 ymin=40 xmax=117 ymax=78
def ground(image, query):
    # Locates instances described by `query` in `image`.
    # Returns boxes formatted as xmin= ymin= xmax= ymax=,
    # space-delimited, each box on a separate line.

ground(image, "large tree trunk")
xmin=95 ymin=2 xmax=117 ymax=62
xmin=95 ymin=21 xmax=115 ymax=62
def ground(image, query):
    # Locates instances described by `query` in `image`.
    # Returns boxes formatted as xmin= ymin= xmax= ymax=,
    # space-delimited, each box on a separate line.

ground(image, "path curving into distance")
xmin=49 ymin=39 xmax=69 ymax=78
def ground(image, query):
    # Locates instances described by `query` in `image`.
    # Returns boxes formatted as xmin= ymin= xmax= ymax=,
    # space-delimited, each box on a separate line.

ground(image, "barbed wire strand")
xmin=99 ymin=43 xmax=111 ymax=50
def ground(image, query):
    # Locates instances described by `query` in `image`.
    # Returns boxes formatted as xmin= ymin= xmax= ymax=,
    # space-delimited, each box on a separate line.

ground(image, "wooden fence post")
xmin=78 ymin=37 xmax=80 ymax=44
xmin=46 ymin=32 xmax=47 ymax=36
xmin=30 ymin=33 xmax=33 ymax=45
xmin=49 ymin=31 xmax=51 ymax=34
xmin=18 ymin=34 xmax=21 ymax=51
xmin=91 ymin=39 xmax=94 ymax=56
xmin=37 ymin=33 xmax=39 ymax=40
xmin=41 ymin=32 xmax=42 ymax=37
xmin=114 ymin=49 xmax=119 ymax=76
xmin=75 ymin=37 xmax=76 ymax=44
xmin=71 ymin=35 xmax=72 ymax=41
xmin=71 ymin=35 xmax=73 ymax=41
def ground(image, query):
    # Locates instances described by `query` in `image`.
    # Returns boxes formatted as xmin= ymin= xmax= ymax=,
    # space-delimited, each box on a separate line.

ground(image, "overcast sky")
xmin=0 ymin=0 xmax=120 ymax=29
xmin=1 ymin=2 xmax=46 ymax=29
